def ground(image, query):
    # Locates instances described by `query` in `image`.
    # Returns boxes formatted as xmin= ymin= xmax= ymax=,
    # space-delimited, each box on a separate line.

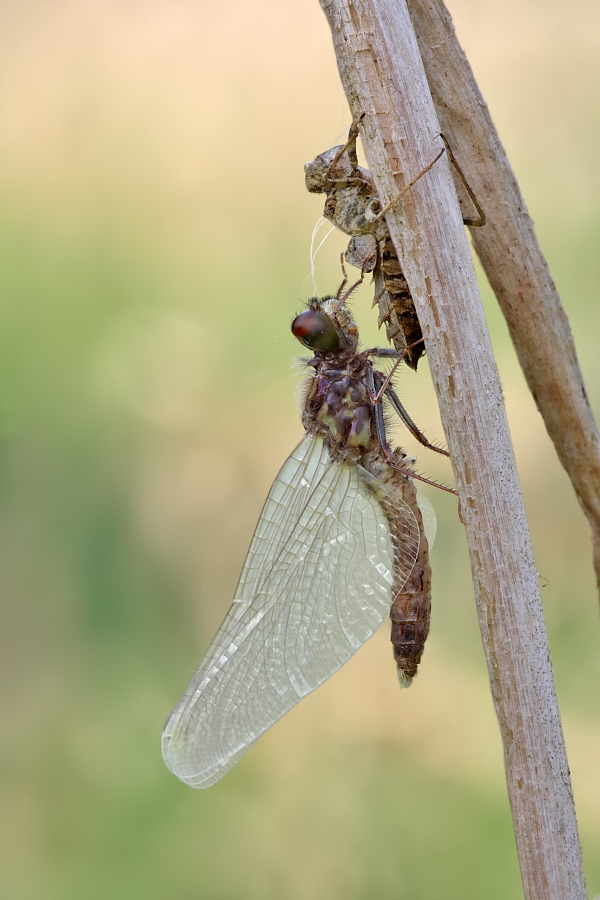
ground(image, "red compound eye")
xmin=291 ymin=310 xmax=341 ymax=352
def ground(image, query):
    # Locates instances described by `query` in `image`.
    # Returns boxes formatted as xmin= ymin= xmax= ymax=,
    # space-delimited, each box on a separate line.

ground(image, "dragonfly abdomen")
xmin=371 ymin=465 xmax=432 ymax=686
xmin=390 ymin=553 xmax=432 ymax=687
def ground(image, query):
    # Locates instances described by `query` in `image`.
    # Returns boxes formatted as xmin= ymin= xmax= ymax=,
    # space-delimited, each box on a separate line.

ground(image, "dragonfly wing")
xmin=162 ymin=434 xmax=420 ymax=788
xmin=415 ymin=487 xmax=437 ymax=548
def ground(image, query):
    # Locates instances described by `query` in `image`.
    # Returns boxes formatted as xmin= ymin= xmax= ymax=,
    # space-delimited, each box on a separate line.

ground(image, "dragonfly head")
xmin=291 ymin=298 xmax=358 ymax=354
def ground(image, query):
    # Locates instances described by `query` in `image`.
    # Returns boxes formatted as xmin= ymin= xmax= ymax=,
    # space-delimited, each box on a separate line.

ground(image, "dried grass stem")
xmin=319 ymin=0 xmax=587 ymax=896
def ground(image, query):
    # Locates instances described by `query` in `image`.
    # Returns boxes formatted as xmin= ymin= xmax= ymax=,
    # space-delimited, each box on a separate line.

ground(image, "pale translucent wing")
xmin=162 ymin=434 xmax=420 ymax=788
xmin=415 ymin=487 xmax=437 ymax=548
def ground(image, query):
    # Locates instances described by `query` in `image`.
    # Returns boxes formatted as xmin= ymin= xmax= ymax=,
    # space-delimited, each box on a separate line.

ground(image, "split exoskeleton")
xmin=305 ymin=121 xmax=485 ymax=370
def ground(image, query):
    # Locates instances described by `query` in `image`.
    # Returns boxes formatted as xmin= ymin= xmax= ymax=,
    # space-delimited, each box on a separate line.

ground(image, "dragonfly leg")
xmin=366 ymin=367 xmax=456 ymax=495
xmin=326 ymin=113 xmax=365 ymax=178
xmin=370 ymin=149 xmax=445 ymax=224
xmin=438 ymin=133 xmax=486 ymax=227
xmin=366 ymin=344 xmax=451 ymax=457
xmin=368 ymin=338 xmax=425 ymax=403
xmin=385 ymin=386 xmax=450 ymax=458
xmin=334 ymin=256 xmax=371 ymax=315
xmin=336 ymin=254 xmax=349 ymax=301
xmin=365 ymin=348 xmax=400 ymax=358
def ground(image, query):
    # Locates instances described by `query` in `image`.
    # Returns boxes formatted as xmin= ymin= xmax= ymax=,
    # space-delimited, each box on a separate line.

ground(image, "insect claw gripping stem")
xmin=437 ymin=133 xmax=486 ymax=228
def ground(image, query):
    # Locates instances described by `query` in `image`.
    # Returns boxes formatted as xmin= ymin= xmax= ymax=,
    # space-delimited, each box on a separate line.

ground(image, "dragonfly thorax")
xmin=303 ymin=359 xmax=375 ymax=462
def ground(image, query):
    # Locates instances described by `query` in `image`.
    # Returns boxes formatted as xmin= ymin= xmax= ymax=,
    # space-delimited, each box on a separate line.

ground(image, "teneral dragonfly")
xmin=162 ymin=279 xmax=452 ymax=789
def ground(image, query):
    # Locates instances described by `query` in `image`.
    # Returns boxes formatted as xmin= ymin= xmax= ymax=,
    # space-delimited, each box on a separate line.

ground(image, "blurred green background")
xmin=1 ymin=1 xmax=599 ymax=897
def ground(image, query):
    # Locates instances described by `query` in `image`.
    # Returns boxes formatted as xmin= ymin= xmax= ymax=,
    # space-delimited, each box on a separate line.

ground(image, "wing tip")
xmin=162 ymin=723 xmax=248 ymax=790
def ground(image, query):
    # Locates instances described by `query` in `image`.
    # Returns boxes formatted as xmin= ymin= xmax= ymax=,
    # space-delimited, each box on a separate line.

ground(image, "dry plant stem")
xmin=406 ymin=0 xmax=600 ymax=593
xmin=319 ymin=1 xmax=586 ymax=898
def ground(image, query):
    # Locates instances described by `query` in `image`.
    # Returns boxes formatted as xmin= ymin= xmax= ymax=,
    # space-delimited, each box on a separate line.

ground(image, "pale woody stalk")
xmin=319 ymin=0 xmax=587 ymax=897
xmin=407 ymin=0 xmax=600 ymax=598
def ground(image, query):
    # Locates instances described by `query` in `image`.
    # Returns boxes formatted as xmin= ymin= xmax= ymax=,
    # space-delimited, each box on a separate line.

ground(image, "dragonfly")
xmin=305 ymin=120 xmax=485 ymax=370
xmin=162 ymin=270 xmax=453 ymax=789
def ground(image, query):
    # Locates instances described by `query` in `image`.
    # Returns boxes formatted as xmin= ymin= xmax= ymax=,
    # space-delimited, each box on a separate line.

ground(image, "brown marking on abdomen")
xmin=387 ymin=474 xmax=432 ymax=685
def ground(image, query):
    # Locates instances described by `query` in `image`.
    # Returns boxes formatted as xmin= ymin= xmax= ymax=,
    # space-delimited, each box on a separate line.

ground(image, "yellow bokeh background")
xmin=1 ymin=1 xmax=599 ymax=897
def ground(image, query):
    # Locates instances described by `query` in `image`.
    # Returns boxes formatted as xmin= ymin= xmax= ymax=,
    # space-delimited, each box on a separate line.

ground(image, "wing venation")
xmin=162 ymin=434 xmax=420 ymax=788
